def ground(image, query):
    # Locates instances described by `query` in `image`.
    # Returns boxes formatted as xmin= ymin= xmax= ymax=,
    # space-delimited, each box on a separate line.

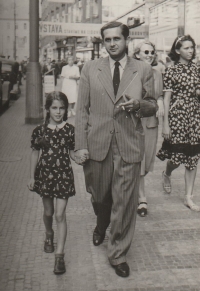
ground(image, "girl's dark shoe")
xmin=137 ymin=202 xmax=147 ymax=217
xmin=54 ymin=254 xmax=66 ymax=275
xmin=44 ymin=233 xmax=54 ymax=253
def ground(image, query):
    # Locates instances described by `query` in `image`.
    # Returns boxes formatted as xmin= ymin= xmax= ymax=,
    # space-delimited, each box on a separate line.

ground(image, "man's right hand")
xmin=75 ymin=149 xmax=89 ymax=165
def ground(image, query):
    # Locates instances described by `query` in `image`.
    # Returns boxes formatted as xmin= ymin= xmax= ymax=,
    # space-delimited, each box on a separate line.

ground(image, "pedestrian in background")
xmin=157 ymin=35 xmax=200 ymax=211
xmin=61 ymin=56 xmax=80 ymax=117
xmin=133 ymin=40 xmax=164 ymax=217
xmin=75 ymin=21 xmax=157 ymax=277
xmin=51 ymin=60 xmax=60 ymax=86
xmin=28 ymin=91 xmax=86 ymax=274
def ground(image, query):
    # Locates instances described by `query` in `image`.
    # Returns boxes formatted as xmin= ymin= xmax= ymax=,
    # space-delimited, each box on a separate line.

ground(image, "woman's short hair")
xmin=133 ymin=39 xmax=157 ymax=66
xmin=100 ymin=21 xmax=129 ymax=40
xmin=168 ymin=35 xmax=196 ymax=62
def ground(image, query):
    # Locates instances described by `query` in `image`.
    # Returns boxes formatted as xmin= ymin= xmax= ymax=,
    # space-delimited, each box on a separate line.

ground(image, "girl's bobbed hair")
xmin=133 ymin=39 xmax=158 ymax=66
xmin=168 ymin=35 xmax=196 ymax=62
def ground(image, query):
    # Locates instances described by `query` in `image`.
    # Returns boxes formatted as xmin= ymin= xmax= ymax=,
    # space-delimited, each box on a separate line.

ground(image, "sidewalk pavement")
xmin=1 ymin=80 xmax=200 ymax=291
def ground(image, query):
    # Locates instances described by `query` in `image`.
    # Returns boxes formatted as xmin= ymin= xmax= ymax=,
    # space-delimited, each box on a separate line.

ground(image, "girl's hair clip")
xmin=175 ymin=36 xmax=184 ymax=47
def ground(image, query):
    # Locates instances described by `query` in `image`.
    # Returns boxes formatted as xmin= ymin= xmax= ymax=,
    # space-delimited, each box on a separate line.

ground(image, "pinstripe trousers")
xmin=83 ymin=134 xmax=141 ymax=265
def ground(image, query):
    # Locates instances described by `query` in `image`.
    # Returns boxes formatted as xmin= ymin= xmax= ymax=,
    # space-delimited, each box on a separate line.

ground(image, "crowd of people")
xmin=28 ymin=21 xmax=200 ymax=278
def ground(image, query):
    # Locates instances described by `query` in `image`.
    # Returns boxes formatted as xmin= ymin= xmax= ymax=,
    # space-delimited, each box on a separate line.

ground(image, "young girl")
xmin=28 ymin=91 xmax=86 ymax=274
xmin=157 ymin=35 xmax=200 ymax=211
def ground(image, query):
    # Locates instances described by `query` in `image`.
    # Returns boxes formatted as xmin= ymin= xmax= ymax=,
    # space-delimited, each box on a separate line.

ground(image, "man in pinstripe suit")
xmin=75 ymin=22 xmax=158 ymax=277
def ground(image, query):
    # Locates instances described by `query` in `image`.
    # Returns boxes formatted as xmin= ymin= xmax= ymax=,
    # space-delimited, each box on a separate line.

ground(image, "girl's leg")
xmin=42 ymin=197 xmax=54 ymax=253
xmin=184 ymin=166 xmax=200 ymax=211
xmin=137 ymin=175 xmax=147 ymax=217
xmin=55 ymin=198 xmax=68 ymax=254
xmin=165 ymin=160 xmax=179 ymax=176
xmin=42 ymin=197 xmax=54 ymax=235
xmin=53 ymin=198 xmax=68 ymax=275
xmin=162 ymin=160 xmax=180 ymax=194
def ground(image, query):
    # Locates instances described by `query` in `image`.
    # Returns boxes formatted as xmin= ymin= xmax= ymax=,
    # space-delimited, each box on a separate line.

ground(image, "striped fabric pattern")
xmin=75 ymin=56 xmax=157 ymax=163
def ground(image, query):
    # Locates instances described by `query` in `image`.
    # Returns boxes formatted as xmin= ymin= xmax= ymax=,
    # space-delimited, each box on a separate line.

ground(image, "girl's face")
xmin=137 ymin=44 xmax=155 ymax=65
xmin=176 ymin=40 xmax=194 ymax=63
xmin=49 ymin=100 xmax=66 ymax=125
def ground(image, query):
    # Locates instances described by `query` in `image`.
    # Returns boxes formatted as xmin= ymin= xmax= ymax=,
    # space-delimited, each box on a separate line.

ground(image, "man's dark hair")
xmin=101 ymin=21 xmax=129 ymax=40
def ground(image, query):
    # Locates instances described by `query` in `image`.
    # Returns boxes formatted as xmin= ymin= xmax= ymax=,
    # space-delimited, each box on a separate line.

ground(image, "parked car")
xmin=0 ymin=57 xmax=20 ymax=106
xmin=0 ymin=59 xmax=11 ymax=112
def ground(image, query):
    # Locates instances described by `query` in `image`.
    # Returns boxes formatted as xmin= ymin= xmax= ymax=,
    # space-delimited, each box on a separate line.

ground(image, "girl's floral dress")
xmin=157 ymin=61 xmax=200 ymax=170
xmin=31 ymin=121 xmax=75 ymax=199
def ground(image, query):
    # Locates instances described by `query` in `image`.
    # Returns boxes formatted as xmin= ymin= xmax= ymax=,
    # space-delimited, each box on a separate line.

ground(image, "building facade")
xmin=0 ymin=0 xmax=29 ymax=61
xmin=40 ymin=0 xmax=102 ymax=62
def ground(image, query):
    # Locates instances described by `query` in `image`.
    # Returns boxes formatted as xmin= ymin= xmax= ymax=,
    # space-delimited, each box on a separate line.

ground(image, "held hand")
xmin=162 ymin=124 xmax=171 ymax=140
xmin=156 ymin=99 xmax=164 ymax=117
xmin=117 ymin=95 xmax=140 ymax=112
xmin=75 ymin=149 xmax=89 ymax=165
xmin=27 ymin=178 xmax=35 ymax=191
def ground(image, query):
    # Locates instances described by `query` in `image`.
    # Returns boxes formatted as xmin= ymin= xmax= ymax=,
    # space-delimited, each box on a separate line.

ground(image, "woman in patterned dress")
xmin=133 ymin=40 xmax=164 ymax=217
xmin=27 ymin=92 xmax=86 ymax=274
xmin=157 ymin=35 xmax=200 ymax=211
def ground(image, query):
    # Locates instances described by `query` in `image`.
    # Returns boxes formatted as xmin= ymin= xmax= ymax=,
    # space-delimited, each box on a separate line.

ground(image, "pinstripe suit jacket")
xmin=75 ymin=56 xmax=158 ymax=163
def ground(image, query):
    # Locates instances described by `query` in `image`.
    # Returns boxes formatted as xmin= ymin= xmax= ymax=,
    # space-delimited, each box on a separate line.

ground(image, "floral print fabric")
xmin=157 ymin=61 xmax=200 ymax=170
xmin=31 ymin=123 xmax=75 ymax=199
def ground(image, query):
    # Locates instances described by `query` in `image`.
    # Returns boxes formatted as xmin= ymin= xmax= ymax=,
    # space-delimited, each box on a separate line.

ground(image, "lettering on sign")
xmin=40 ymin=22 xmax=102 ymax=37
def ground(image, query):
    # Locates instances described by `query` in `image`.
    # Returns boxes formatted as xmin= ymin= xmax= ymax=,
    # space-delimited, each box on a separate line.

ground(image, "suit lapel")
xmin=115 ymin=57 xmax=138 ymax=103
xmin=98 ymin=57 xmax=115 ymax=102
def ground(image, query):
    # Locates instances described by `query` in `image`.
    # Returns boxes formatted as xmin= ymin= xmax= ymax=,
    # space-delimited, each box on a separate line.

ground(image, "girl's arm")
xmin=27 ymin=149 xmax=40 ymax=190
xmin=70 ymin=150 xmax=88 ymax=165
xmin=157 ymin=98 xmax=164 ymax=117
xmin=162 ymin=91 xmax=172 ymax=140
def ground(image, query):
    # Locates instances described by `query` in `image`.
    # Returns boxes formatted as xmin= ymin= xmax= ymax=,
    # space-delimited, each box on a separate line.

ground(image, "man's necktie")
xmin=113 ymin=61 xmax=120 ymax=97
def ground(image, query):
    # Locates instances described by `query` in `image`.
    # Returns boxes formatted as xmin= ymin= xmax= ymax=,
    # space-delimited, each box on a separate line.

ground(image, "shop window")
xmin=68 ymin=6 xmax=72 ymax=23
xmin=76 ymin=2 xmax=82 ymax=22
xmin=86 ymin=0 xmax=90 ymax=19
xmin=62 ymin=10 xmax=65 ymax=22
xmin=92 ymin=0 xmax=98 ymax=17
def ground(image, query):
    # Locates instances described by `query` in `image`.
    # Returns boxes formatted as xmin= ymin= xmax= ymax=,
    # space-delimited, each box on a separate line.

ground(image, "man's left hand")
xmin=118 ymin=95 xmax=140 ymax=112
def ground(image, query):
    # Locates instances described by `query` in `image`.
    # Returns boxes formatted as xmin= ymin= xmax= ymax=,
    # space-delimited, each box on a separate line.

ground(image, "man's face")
xmin=103 ymin=26 xmax=129 ymax=61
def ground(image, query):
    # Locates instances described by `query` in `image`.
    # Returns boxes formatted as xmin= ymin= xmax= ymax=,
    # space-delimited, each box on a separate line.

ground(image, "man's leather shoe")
xmin=112 ymin=262 xmax=130 ymax=277
xmin=93 ymin=226 xmax=105 ymax=246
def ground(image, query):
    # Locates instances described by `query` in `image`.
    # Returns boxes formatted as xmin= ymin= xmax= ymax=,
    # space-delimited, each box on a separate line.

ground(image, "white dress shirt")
xmin=109 ymin=54 xmax=127 ymax=80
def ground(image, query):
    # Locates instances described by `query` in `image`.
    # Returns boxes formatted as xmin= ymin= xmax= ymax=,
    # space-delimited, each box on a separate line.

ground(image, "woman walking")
xmin=157 ymin=35 xmax=200 ymax=211
xmin=133 ymin=40 xmax=164 ymax=217
xmin=61 ymin=57 xmax=80 ymax=117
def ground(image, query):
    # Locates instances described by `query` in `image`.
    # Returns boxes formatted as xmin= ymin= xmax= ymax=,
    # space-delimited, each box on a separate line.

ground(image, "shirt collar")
xmin=47 ymin=121 xmax=67 ymax=130
xmin=109 ymin=54 xmax=127 ymax=70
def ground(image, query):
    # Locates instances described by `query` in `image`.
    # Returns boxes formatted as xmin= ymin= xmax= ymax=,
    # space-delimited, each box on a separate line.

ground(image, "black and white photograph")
xmin=0 ymin=0 xmax=200 ymax=290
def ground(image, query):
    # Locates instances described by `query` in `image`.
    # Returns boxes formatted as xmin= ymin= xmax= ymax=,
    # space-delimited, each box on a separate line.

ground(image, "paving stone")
xmin=1 ymin=82 xmax=200 ymax=291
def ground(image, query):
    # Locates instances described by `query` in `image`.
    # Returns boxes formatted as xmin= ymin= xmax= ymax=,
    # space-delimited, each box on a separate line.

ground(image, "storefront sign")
xmin=40 ymin=22 xmax=102 ymax=37
xmin=47 ymin=0 xmax=75 ymax=3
